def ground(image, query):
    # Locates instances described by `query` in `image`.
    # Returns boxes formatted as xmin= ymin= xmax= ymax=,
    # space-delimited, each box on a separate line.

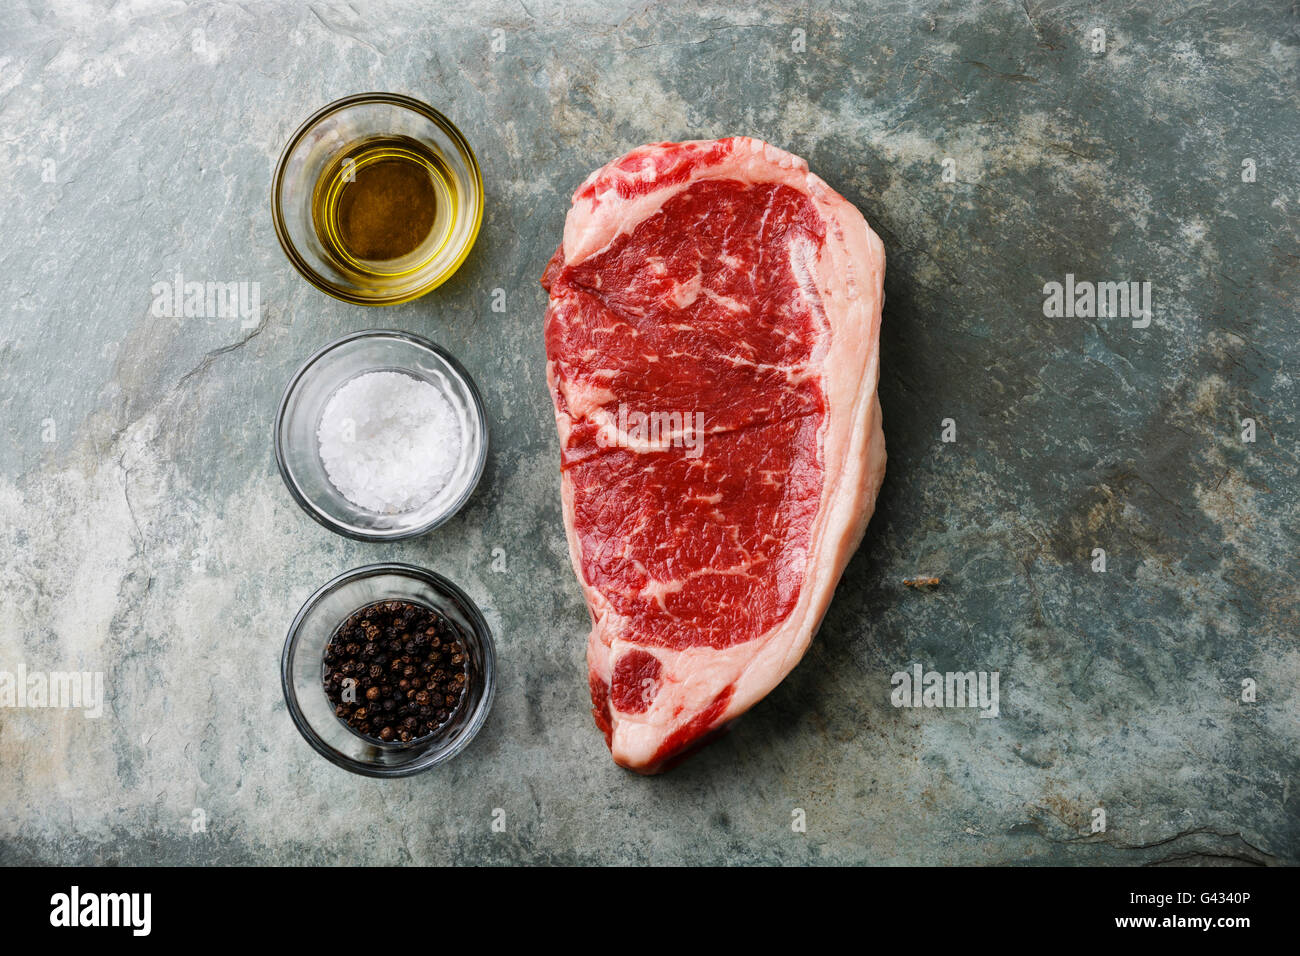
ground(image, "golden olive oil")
xmin=311 ymin=135 xmax=459 ymax=278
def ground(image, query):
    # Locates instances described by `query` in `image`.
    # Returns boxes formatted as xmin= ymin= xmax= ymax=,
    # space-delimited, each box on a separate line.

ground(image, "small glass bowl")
xmin=282 ymin=563 xmax=496 ymax=777
xmin=272 ymin=92 xmax=484 ymax=305
xmin=274 ymin=329 xmax=487 ymax=541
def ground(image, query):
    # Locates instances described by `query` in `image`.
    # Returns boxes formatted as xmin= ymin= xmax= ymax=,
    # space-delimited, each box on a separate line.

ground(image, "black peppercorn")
xmin=322 ymin=600 xmax=470 ymax=745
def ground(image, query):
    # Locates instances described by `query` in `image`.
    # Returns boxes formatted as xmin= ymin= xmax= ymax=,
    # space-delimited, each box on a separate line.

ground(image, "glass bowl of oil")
xmin=272 ymin=93 xmax=483 ymax=306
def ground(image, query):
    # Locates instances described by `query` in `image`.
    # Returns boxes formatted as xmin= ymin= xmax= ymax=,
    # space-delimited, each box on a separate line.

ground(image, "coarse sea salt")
xmin=317 ymin=370 xmax=462 ymax=514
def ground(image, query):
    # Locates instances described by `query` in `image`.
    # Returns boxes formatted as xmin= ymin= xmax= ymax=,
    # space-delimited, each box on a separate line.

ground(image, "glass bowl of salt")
xmin=274 ymin=329 xmax=487 ymax=540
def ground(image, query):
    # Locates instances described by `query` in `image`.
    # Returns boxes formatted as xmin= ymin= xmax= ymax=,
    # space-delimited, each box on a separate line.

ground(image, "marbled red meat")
xmin=543 ymin=137 xmax=887 ymax=773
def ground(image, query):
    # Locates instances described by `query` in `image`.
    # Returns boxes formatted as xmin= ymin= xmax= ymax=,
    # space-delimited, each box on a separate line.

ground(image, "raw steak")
xmin=542 ymin=137 xmax=886 ymax=773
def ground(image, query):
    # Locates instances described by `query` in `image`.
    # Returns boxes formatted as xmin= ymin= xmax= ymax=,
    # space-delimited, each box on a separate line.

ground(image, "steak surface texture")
xmin=542 ymin=137 xmax=886 ymax=773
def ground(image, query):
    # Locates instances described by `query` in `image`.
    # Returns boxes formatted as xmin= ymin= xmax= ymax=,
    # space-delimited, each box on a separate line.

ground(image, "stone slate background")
xmin=0 ymin=0 xmax=1295 ymax=865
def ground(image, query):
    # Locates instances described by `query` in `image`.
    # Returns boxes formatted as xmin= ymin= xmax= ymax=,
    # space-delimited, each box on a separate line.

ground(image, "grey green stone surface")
xmin=0 ymin=0 xmax=1296 ymax=865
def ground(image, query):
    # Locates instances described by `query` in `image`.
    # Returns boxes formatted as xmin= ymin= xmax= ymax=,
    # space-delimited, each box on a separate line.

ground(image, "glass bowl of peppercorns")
xmin=281 ymin=562 xmax=495 ymax=776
